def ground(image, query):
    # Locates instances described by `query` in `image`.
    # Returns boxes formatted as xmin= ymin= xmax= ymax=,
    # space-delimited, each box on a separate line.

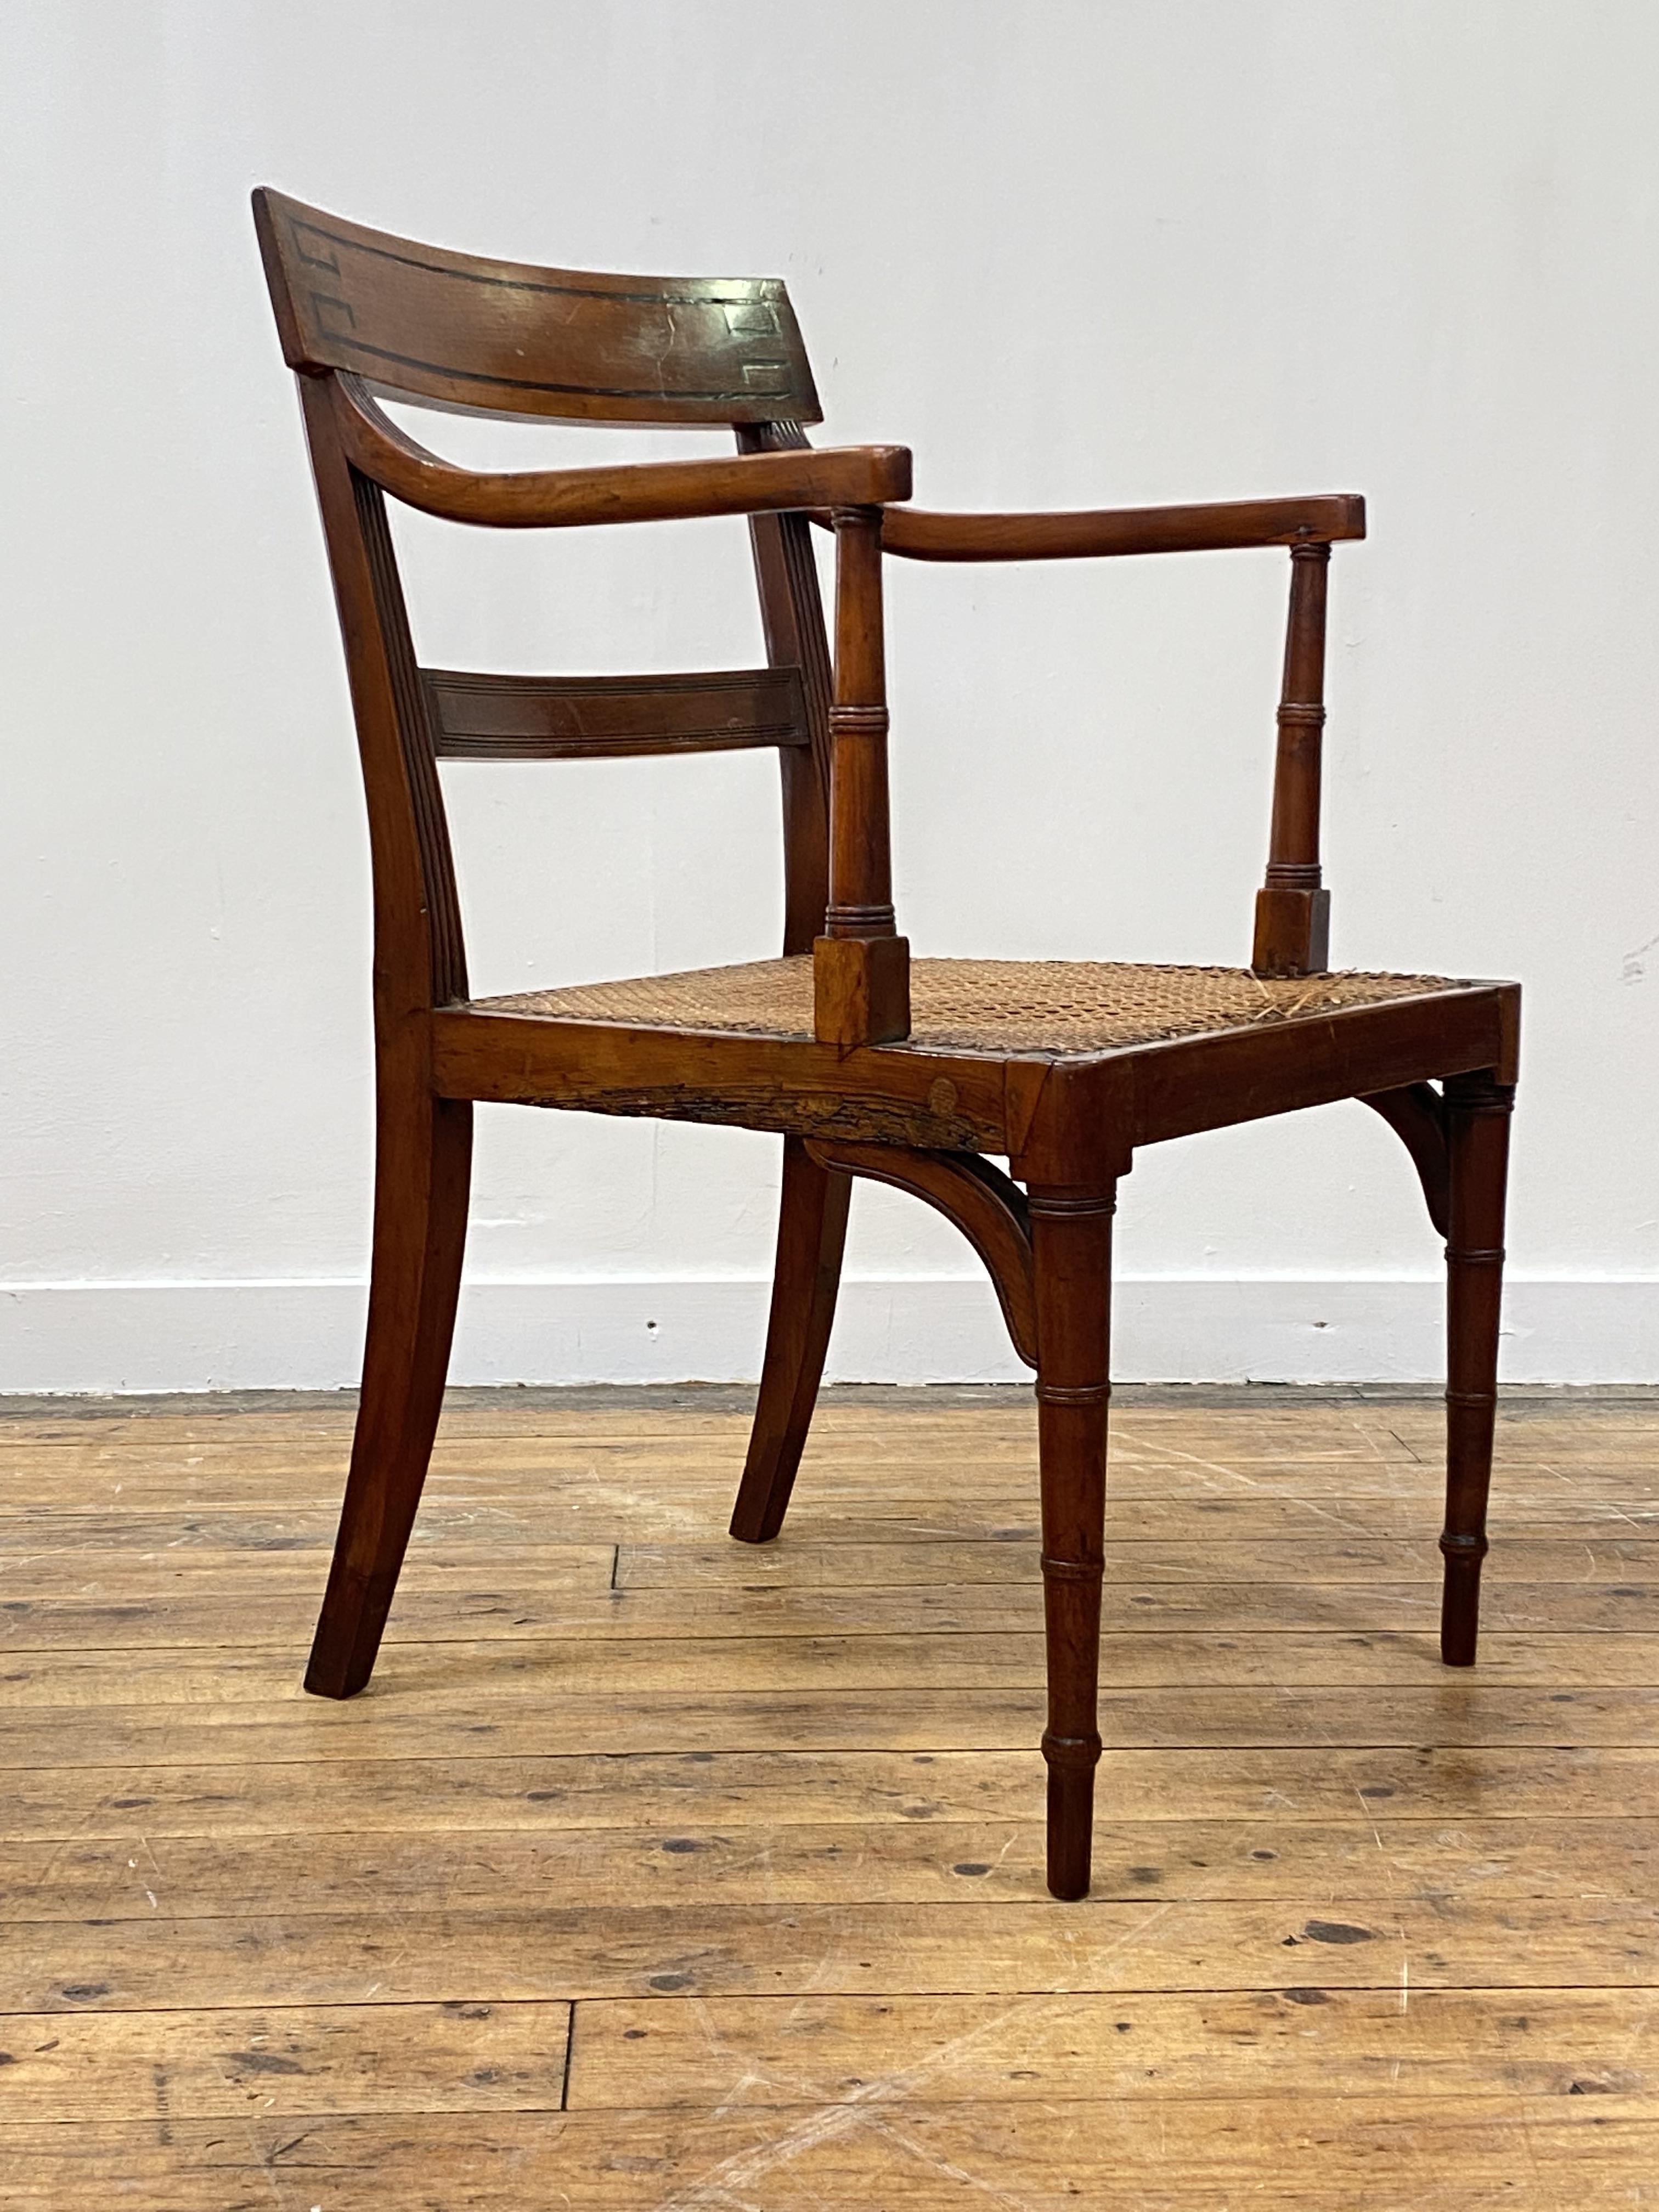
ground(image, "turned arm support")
xmin=813 ymin=506 xmax=911 ymax=1046
xmin=1253 ymin=539 xmax=1333 ymax=977
xmin=328 ymin=375 xmax=911 ymax=530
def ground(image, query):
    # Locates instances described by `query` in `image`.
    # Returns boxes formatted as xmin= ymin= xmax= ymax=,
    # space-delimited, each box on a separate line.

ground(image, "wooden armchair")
xmin=255 ymin=190 xmax=1519 ymax=1900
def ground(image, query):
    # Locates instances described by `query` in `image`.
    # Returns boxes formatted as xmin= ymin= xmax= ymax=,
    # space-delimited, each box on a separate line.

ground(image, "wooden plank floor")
xmin=2 ymin=1384 xmax=1657 ymax=2208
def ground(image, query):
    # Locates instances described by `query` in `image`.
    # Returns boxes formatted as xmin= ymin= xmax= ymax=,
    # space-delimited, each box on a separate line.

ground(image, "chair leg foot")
xmin=1044 ymin=1742 xmax=1101 ymax=1901
xmin=1439 ymin=1072 xmax=1513 ymax=1670
xmin=730 ymin=1137 xmax=850 ymax=1544
xmin=306 ymin=1567 xmax=400 ymax=1699
xmin=1030 ymin=1181 xmax=1116 ymax=1901
xmin=1439 ymin=1540 xmax=1486 ymax=1668
xmin=306 ymin=1091 xmax=472 ymax=1699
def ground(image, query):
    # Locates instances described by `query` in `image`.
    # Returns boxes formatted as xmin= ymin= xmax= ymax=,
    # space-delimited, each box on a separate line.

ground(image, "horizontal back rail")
xmin=254 ymin=188 xmax=820 ymax=425
xmin=423 ymin=667 xmax=809 ymax=761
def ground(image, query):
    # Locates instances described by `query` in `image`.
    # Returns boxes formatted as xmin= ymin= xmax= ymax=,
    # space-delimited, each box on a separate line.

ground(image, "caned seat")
xmin=480 ymin=956 xmax=1463 ymax=1053
xmin=256 ymin=188 xmax=1519 ymax=1903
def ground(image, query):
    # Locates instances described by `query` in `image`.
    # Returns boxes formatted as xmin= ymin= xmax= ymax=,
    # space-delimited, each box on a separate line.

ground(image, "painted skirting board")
xmin=0 ymin=1277 xmax=1653 ymax=1395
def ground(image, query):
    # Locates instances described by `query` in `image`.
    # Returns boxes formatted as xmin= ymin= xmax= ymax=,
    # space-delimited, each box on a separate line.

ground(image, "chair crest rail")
xmin=253 ymin=185 xmax=824 ymax=425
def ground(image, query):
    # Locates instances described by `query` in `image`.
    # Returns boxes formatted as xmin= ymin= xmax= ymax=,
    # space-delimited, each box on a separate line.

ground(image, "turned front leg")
xmin=1441 ymin=1071 xmax=1515 ymax=1666
xmin=1029 ymin=1183 xmax=1116 ymax=1900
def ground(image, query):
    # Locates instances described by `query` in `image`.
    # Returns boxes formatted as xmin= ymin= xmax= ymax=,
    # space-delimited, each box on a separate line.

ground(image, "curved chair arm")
xmin=854 ymin=476 xmax=1364 ymax=979
xmin=877 ymin=493 xmax=1364 ymax=562
xmin=329 ymin=375 xmax=912 ymax=529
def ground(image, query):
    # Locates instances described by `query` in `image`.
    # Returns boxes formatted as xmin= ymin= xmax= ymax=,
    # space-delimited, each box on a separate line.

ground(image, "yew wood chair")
xmin=255 ymin=189 xmax=1518 ymax=1900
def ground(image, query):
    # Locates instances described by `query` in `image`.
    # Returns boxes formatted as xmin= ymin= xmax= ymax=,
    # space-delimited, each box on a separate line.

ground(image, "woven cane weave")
xmin=477 ymin=956 xmax=1457 ymax=1058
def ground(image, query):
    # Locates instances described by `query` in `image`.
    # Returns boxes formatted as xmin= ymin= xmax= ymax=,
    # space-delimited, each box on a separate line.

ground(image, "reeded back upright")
xmin=253 ymin=188 xmax=822 ymax=425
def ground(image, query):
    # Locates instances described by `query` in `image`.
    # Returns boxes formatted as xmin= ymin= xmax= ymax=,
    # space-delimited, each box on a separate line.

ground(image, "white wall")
xmin=2 ymin=0 xmax=1654 ymax=1391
